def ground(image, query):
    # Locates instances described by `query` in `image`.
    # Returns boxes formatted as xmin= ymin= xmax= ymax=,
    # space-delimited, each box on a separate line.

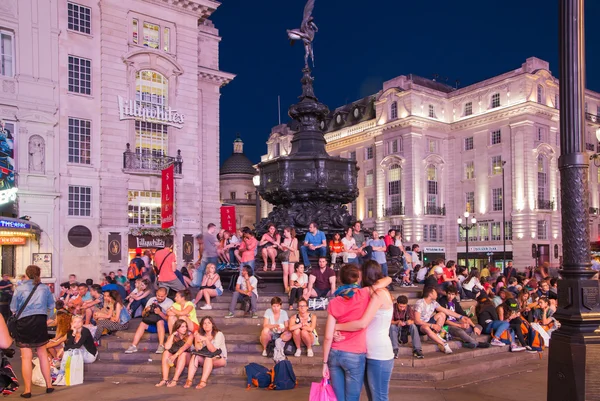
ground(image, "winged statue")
xmin=287 ymin=0 xmax=318 ymax=69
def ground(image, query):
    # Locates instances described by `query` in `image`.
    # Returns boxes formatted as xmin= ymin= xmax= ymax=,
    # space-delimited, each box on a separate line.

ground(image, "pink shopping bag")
xmin=310 ymin=379 xmax=337 ymax=401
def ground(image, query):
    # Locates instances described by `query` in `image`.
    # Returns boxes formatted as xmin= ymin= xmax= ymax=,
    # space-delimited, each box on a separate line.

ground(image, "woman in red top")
xmin=328 ymin=232 xmax=344 ymax=268
xmin=237 ymin=229 xmax=258 ymax=274
xmin=322 ymin=264 xmax=391 ymax=401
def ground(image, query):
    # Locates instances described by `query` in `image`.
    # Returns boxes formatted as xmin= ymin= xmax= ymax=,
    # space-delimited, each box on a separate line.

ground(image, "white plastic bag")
xmin=308 ymin=297 xmax=329 ymax=311
xmin=31 ymin=357 xmax=47 ymax=387
xmin=530 ymin=322 xmax=551 ymax=347
xmin=54 ymin=349 xmax=84 ymax=386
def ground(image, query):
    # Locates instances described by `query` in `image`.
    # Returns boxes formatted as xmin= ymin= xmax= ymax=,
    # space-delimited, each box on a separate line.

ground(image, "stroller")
xmin=387 ymin=246 xmax=408 ymax=286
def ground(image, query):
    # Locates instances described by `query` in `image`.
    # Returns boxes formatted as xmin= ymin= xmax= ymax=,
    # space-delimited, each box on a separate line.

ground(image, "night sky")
xmin=212 ymin=0 xmax=600 ymax=166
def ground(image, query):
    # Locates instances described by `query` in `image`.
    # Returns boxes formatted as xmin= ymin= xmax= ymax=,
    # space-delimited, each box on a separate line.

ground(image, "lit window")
xmin=537 ymin=220 xmax=547 ymax=240
xmin=132 ymin=19 xmax=171 ymax=52
xmin=67 ymin=2 xmax=91 ymax=34
xmin=478 ymin=223 xmax=489 ymax=241
xmin=464 ymin=137 xmax=473 ymax=151
xmin=465 ymin=191 xmax=475 ymax=213
xmin=68 ymin=55 xmax=91 ymax=95
xmin=426 ymin=165 xmax=438 ymax=209
xmin=430 ymin=225 xmax=437 ymax=242
xmin=390 ymin=139 xmax=399 ymax=154
xmin=365 ymin=170 xmax=374 ymax=187
xmin=428 ymin=104 xmax=436 ymax=118
xmin=537 ymin=155 xmax=548 ymax=204
xmin=390 ymin=101 xmax=398 ymax=119
xmin=491 ymin=93 xmax=500 ymax=108
xmin=428 ymin=139 xmax=437 ymax=153
xmin=68 ymin=118 xmax=91 ymax=164
xmin=491 ymin=129 xmax=501 ymax=145
xmin=464 ymin=102 xmax=473 ymax=116
xmin=491 ymin=155 xmax=502 ymax=175
xmin=143 ymin=22 xmax=160 ymax=49
xmin=465 ymin=161 xmax=475 ymax=180
xmin=492 ymin=188 xmax=503 ymax=211
xmin=491 ymin=222 xmax=501 ymax=241
xmin=388 ymin=164 xmax=401 ymax=214
xmin=135 ymin=70 xmax=169 ymax=159
xmin=69 ymin=186 xmax=92 ymax=216
xmin=350 ymin=200 xmax=357 ymax=216
xmin=163 ymin=27 xmax=170 ymax=52
xmin=132 ymin=19 xmax=139 ymax=44
xmin=367 ymin=198 xmax=374 ymax=218
xmin=505 ymin=221 xmax=512 ymax=240
xmin=128 ymin=190 xmax=161 ymax=226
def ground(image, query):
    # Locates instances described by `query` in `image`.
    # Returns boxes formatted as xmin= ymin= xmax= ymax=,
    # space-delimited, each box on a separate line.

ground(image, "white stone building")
xmin=264 ymin=57 xmax=600 ymax=269
xmin=0 ymin=0 xmax=233 ymax=285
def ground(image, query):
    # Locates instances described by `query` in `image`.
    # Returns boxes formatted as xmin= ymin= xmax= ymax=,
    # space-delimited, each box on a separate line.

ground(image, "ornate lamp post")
xmin=252 ymin=174 xmax=261 ymax=227
xmin=457 ymin=212 xmax=476 ymax=269
xmin=547 ymin=1 xmax=600 ymax=400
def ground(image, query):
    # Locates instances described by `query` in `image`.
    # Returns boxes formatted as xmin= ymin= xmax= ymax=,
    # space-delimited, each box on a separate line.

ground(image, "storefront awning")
xmin=0 ymin=216 xmax=41 ymax=240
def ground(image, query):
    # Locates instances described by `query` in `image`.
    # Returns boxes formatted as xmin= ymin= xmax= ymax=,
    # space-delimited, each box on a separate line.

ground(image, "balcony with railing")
xmin=586 ymin=112 xmax=600 ymax=125
xmin=384 ymin=204 xmax=405 ymax=217
xmin=424 ymin=204 xmax=446 ymax=216
xmin=537 ymin=199 xmax=554 ymax=211
xmin=123 ymin=143 xmax=183 ymax=175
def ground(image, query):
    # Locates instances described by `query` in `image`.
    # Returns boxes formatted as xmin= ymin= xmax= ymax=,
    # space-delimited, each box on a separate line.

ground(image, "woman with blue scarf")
xmin=322 ymin=263 xmax=391 ymax=401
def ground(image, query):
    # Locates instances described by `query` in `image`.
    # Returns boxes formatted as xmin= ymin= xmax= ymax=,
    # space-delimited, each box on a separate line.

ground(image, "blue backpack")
xmin=245 ymin=363 xmax=272 ymax=389
xmin=270 ymin=360 xmax=297 ymax=390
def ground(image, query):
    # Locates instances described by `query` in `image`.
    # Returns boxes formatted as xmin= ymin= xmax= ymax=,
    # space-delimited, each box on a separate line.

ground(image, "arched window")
xmin=426 ymin=164 xmax=438 ymax=211
xmin=537 ymin=85 xmax=544 ymax=104
xmin=537 ymin=155 xmax=549 ymax=209
xmin=390 ymin=101 xmax=398 ymax=119
xmin=135 ymin=70 xmax=169 ymax=160
xmin=387 ymin=164 xmax=402 ymax=215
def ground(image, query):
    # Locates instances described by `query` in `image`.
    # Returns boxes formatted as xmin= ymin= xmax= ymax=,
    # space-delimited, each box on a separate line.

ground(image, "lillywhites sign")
xmin=128 ymin=235 xmax=173 ymax=249
xmin=117 ymin=96 xmax=185 ymax=129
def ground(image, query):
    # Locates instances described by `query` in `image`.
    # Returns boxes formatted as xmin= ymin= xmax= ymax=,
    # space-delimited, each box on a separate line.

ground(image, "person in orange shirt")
xmin=237 ymin=228 xmax=258 ymax=274
xmin=328 ymin=232 xmax=345 ymax=268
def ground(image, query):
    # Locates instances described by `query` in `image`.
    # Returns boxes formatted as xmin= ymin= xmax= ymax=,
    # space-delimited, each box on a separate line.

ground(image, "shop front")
xmin=422 ymin=247 xmax=446 ymax=266
xmin=127 ymin=234 xmax=174 ymax=263
xmin=457 ymin=245 xmax=513 ymax=271
xmin=0 ymin=216 xmax=43 ymax=276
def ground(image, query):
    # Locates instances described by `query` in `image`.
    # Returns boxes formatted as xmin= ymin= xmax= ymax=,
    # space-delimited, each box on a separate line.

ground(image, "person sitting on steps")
xmin=225 ymin=265 xmax=259 ymax=319
xmin=259 ymin=224 xmax=281 ymax=272
xmin=192 ymin=263 xmax=223 ymax=310
xmin=125 ymin=287 xmax=174 ymax=354
xmin=155 ymin=319 xmax=193 ymax=388
xmin=167 ymin=289 xmax=199 ymax=333
xmin=300 ymin=222 xmax=327 ymax=270
xmin=289 ymin=264 xmax=309 ymax=310
xmin=389 ymin=295 xmax=424 ymax=359
xmin=260 ymin=297 xmax=292 ymax=357
xmin=303 ymin=257 xmax=336 ymax=299
xmin=184 ymin=317 xmax=227 ymax=390
xmin=288 ymin=298 xmax=318 ymax=357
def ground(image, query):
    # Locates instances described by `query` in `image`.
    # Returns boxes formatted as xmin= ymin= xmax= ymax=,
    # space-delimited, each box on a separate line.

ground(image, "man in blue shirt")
xmin=367 ymin=231 xmax=388 ymax=276
xmin=301 ymin=222 xmax=327 ymax=269
xmin=102 ymin=277 xmax=127 ymax=301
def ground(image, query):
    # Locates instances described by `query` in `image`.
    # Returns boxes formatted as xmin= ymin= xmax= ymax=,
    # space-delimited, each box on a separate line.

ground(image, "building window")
xmin=428 ymin=139 xmax=438 ymax=153
xmin=429 ymin=225 xmax=437 ymax=242
xmin=458 ymin=226 xmax=466 ymax=241
xmin=423 ymin=225 xmax=428 ymax=242
xmin=491 ymin=129 xmax=501 ymax=145
xmin=439 ymin=225 xmax=444 ymax=242
xmin=68 ymin=118 xmax=91 ymax=164
xmin=68 ymin=186 xmax=91 ymax=216
xmin=492 ymin=187 xmax=503 ymax=211
xmin=351 ymin=200 xmax=357 ymax=216
xmin=491 ymin=93 xmax=500 ymax=108
xmin=274 ymin=143 xmax=280 ymax=158
xmin=246 ymin=192 xmax=252 ymax=200
xmin=428 ymin=104 xmax=436 ymax=118
xmin=68 ymin=56 xmax=91 ymax=95
xmin=491 ymin=222 xmax=501 ymax=241
xmin=505 ymin=221 xmax=513 ymax=240
xmin=537 ymin=155 xmax=549 ymax=208
xmin=365 ymin=169 xmax=374 ymax=187
xmin=128 ymin=190 xmax=161 ymax=226
xmin=388 ymin=164 xmax=402 ymax=214
xmin=468 ymin=224 xmax=478 ymax=242
xmin=135 ymin=70 xmax=168 ymax=158
xmin=585 ymin=102 xmax=588 ymax=113
xmin=465 ymin=191 xmax=475 ymax=213
xmin=349 ymin=151 xmax=356 ymax=160
xmin=367 ymin=198 xmax=374 ymax=218
xmin=464 ymin=102 xmax=473 ymax=116
xmin=465 ymin=161 xmax=475 ymax=180
xmin=464 ymin=137 xmax=473 ymax=151
xmin=536 ymin=127 xmax=545 ymax=142
xmin=389 ymin=138 xmax=401 ymax=154
xmin=0 ymin=31 xmax=13 ymax=77
xmin=537 ymin=220 xmax=548 ymax=240
xmin=555 ymin=94 xmax=559 ymax=109
xmin=491 ymin=155 xmax=503 ymax=175
xmin=132 ymin=19 xmax=170 ymax=52
xmin=230 ymin=191 xmax=236 ymax=200
xmin=390 ymin=101 xmax=398 ymax=119
xmin=426 ymin=164 xmax=438 ymax=209
xmin=365 ymin=146 xmax=374 ymax=160
xmin=537 ymin=85 xmax=544 ymax=104
xmin=478 ymin=223 xmax=489 ymax=241
xmin=67 ymin=2 xmax=91 ymax=34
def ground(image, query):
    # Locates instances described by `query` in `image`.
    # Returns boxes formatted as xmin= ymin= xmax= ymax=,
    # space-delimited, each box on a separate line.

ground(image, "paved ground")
xmin=10 ymin=356 xmax=548 ymax=401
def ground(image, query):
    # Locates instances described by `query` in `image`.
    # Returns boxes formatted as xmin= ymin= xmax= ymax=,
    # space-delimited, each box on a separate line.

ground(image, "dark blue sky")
xmin=212 ymin=0 xmax=600 ymax=165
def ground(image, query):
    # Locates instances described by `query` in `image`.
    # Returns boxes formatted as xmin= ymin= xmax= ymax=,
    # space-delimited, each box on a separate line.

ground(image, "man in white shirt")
xmin=225 ymin=265 xmax=258 ymax=319
xmin=125 ymin=287 xmax=174 ymax=354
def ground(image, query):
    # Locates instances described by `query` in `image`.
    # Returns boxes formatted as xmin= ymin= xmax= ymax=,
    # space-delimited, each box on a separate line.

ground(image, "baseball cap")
xmin=434 ymin=266 xmax=444 ymax=274
xmin=135 ymin=247 xmax=142 ymax=254
xmin=505 ymin=299 xmax=519 ymax=311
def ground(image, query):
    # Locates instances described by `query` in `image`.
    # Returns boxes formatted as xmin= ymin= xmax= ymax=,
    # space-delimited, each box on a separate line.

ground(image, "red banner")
xmin=161 ymin=164 xmax=174 ymax=229
xmin=220 ymin=205 xmax=236 ymax=233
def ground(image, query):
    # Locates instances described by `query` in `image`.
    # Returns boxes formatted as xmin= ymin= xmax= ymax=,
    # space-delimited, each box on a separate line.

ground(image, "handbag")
xmin=142 ymin=312 xmax=162 ymax=325
xmin=310 ymin=379 xmax=337 ymax=401
xmin=192 ymin=346 xmax=222 ymax=358
xmin=289 ymin=248 xmax=299 ymax=263
xmin=7 ymin=283 xmax=40 ymax=338
xmin=277 ymin=250 xmax=290 ymax=262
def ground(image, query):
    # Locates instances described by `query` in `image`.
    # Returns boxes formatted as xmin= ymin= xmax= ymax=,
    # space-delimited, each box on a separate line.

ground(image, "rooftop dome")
xmin=221 ymin=135 xmax=256 ymax=176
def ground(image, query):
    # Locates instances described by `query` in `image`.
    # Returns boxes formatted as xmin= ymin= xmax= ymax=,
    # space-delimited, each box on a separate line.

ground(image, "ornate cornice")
xmin=143 ymin=0 xmax=219 ymax=19
xmin=198 ymin=67 xmax=235 ymax=88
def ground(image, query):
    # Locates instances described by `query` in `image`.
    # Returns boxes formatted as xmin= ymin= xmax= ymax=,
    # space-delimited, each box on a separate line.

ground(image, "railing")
xmin=222 ymin=199 xmax=256 ymax=206
xmin=586 ymin=113 xmax=600 ymax=125
xmin=384 ymin=204 xmax=405 ymax=216
xmin=424 ymin=204 xmax=446 ymax=216
xmin=537 ymin=199 xmax=554 ymax=211
xmin=123 ymin=143 xmax=182 ymax=174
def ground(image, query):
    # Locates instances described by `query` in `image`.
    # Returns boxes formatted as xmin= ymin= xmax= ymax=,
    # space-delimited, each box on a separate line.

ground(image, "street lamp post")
xmin=548 ymin=0 xmax=600 ymax=400
xmin=252 ymin=175 xmax=261 ymax=227
xmin=457 ymin=212 xmax=476 ymax=269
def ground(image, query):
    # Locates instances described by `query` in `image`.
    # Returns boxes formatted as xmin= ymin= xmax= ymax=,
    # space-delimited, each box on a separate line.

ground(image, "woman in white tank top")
xmin=335 ymin=260 xmax=395 ymax=401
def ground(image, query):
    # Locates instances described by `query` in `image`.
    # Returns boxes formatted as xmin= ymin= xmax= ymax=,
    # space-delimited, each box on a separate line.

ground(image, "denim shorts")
xmin=216 ymin=288 xmax=223 ymax=296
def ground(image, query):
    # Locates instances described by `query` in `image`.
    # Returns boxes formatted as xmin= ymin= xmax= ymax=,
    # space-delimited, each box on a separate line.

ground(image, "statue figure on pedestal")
xmin=287 ymin=0 xmax=318 ymax=69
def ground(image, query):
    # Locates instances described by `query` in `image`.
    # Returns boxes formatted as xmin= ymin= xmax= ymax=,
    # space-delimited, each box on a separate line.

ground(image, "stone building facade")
xmin=264 ymin=57 xmax=600 ymax=269
xmin=0 ymin=0 xmax=233 ymax=284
